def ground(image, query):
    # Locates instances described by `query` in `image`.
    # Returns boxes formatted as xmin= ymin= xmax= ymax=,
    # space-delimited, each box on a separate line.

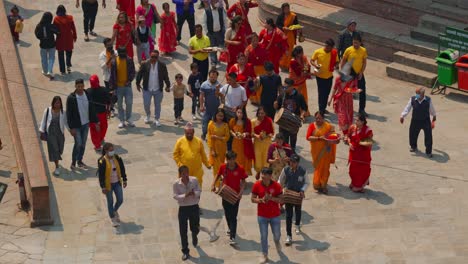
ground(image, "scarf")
xmin=329 ymin=48 xmax=338 ymax=72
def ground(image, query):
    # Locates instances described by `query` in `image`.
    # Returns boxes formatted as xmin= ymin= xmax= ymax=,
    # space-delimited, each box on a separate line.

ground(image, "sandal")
xmin=89 ymin=31 xmax=97 ymax=37
xmin=84 ymin=35 xmax=90 ymax=42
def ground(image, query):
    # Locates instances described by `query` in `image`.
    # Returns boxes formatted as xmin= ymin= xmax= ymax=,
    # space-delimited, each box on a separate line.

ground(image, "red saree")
xmin=158 ymin=11 xmax=177 ymax=53
xmin=258 ymin=27 xmax=287 ymax=74
xmin=348 ymin=124 xmax=373 ymax=189
xmin=113 ymin=22 xmax=134 ymax=58
xmin=253 ymin=117 xmax=274 ymax=135
xmin=228 ymin=63 xmax=256 ymax=98
xmin=333 ymin=76 xmax=356 ymax=135
xmin=226 ymin=28 xmax=247 ymax=71
xmin=227 ymin=2 xmax=258 ymax=38
xmin=117 ymin=0 xmax=136 ymax=26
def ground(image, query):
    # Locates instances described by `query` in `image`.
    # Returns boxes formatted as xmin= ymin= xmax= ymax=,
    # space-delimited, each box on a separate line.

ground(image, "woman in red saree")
xmin=276 ymin=3 xmax=300 ymax=71
xmin=251 ymin=107 xmax=274 ymax=179
xmin=225 ymin=16 xmax=247 ymax=71
xmin=258 ymin=18 xmax=288 ymax=74
xmin=227 ymin=0 xmax=258 ymax=40
xmin=347 ymin=114 xmax=373 ymax=193
xmin=117 ymin=0 xmax=136 ymax=26
xmin=228 ymin=53 xmax=256 ymax=99
xmin=111 ymin=12 xmax=134 ymax=58
xmin=229 ymin=107 xmax=255 ymax=175
xmin=158 ymin=3 xmax=177 ymax=54
xmin=328 ymin=76 xmax=358 ymax=139
xmin=289 ymin=45 xmax=311 ymax=115
xmin=244 ymin=33 xmax=268 ymax=103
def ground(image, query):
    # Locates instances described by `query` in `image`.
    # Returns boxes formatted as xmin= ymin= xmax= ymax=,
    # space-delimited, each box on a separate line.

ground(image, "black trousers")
xmin=58 ymin=50 xmax=73 ymax=74
xmin=193 ymin=58 xmax=209 ymax=82
xmin=191 ymin=90 xmax=200 ymax=115
xmin=316 ymin=76 xmax=333 ymax=114
xmin=285 ymin=203 xmax=302 ymax=236
xmin=223 ymin=199 xmax=240 ymax=239
xmin=82 ymin=1 xmax=98 ymax=34
xmin=174 ymin=98 xmax=184 ymax=118
xmin=357 ymin=75 xmax=366 ymax=113
xmin=177 ymin=11 xmax=195 ymax=41
xmin=279 ymin=127 xmax=298 ymax=152
xmin=178 ymin=204 xmax=200 ymax=254
xmin=409 ymin=118 xmax=432 ymax=154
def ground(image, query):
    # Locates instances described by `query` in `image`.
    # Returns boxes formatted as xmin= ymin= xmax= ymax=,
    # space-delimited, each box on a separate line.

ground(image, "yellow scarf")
xmin=102 ymin=155 xmax=123 ymax=191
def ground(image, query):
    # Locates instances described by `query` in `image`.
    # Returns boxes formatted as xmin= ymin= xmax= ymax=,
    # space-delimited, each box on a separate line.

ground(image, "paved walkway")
xmin=1 ymin=0 xmax=468 ymax=263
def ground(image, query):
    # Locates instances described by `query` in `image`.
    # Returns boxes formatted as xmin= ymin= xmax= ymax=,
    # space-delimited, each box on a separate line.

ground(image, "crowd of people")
xmin=27 ymin=0 xmax=438 ymax=263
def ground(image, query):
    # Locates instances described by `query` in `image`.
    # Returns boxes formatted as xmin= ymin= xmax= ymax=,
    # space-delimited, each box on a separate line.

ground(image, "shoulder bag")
xmin=40 ymin=108 xmax=49 ymax=141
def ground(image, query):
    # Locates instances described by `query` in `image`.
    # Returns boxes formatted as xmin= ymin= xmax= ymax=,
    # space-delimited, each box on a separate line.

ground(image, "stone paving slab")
xmin=1 ymin=0 xmax=468 ymax=263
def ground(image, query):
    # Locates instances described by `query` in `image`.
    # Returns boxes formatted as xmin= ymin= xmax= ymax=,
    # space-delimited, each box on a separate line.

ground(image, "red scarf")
xmin=329 ymin=48 xmax=338 ymax=72
xmin=253 ymin=117 xmax=274 ymax=135
xmin=243 ymin=119 xmax=255 ymax=160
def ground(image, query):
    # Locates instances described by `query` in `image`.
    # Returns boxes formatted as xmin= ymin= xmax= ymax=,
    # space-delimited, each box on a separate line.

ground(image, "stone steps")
xmin=386 ymin=62 xmax=437 ymax=87
xmin=419 ymin=14 xmax=467 ymax=33
xmin=410 ymin=27 xmax=439 ymax=44
xmin=430 ymin=2 xmax=468 ymax=20
xmin=393 ymin=51 xmax=438 ymax=73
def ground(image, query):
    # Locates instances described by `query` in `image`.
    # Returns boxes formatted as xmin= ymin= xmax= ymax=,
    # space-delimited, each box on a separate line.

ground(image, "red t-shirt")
xmin=218 ymin=163 xmax=248 ymax=193
xmin=252 ymin=180 xmax=282 ymax=218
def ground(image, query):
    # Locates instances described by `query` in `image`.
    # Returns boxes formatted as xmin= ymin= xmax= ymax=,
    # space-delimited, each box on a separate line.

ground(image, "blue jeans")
xmin=143 ymin=89 xmax=164 ymax=120
xmin=72 ymin=123 xmax=89 ymax=162
xmin=105 ymin=182 xmax=123 ymax=218
xmin=116 ymin=86 xmax=133 ymax=122
xmin=207 ymin=31 xmax=225 ymax=65
xmin=40 ymin=48 xmax=55 ymax=74
xmin=258 ymin=216 xmax=281 ymax=255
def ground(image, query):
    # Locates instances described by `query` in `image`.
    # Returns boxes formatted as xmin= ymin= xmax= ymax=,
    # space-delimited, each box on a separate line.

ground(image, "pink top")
xmin=136 ymin=4 xmax=156 ymax=28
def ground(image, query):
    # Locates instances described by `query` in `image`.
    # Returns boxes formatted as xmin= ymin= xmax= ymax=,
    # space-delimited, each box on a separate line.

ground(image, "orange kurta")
xmin=207 ymin=121 xmax=230 ymax=180
xmin=229 ymin=119 xmax=253 ymax=175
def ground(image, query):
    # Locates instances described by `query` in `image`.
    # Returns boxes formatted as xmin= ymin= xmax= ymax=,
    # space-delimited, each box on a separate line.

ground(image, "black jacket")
xmin=87 ymin=87 xmax=111 ymax=114
xmin=136 ymin=60 xmax=170 ymax=91
xmin=98 ymin=155 xmax=127 ymax=189
xmin=277 ymin=89 xmax=308 ymax=116
xmin=35 ymin=24 xmax=59 ymax=49
xmin=66 ymin=90 xmax=99 ymax=129
xmin=337 ymin=30 xmax=361 ymax=59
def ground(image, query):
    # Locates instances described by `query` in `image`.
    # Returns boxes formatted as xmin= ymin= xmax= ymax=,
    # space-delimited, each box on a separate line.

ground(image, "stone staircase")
xmin=386 ymin=51 xmax=437 ymax=87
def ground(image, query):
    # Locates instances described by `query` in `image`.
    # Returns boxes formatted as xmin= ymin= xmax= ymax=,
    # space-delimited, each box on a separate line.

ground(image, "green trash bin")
xmin=435 ymin=49 xmax=459 ymax=86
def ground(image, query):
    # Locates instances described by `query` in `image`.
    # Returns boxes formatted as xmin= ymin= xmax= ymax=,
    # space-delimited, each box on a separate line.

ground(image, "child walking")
xmin=8 ymin=5 xmax=23 ymax=42
xmin=187 ymin=63 xmax=203 ymax=121
xmin=172 ymin=73 xmax=187 ymax=125
xmin=136 ymin=15 xmax=155 ymax=64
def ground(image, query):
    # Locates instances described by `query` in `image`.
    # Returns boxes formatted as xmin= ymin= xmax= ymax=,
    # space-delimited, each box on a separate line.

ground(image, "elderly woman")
xmin=258 ymin=18 xmax=288 ymax=74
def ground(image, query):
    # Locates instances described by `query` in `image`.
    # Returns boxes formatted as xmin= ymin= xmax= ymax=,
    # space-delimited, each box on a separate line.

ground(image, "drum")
xmin=218 ymin=185 xmax=238 ymax=205
xmin=274 ymin=108 xmax=302 ymax=134
xmin=282 ymin=189 xmax=303 ymax=205
xmin=219 ymin=104 xmax=236 ymax=122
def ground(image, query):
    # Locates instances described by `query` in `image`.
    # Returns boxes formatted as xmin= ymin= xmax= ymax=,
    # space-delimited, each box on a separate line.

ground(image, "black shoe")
xmin=67 ymin=67 xmax=71 ymax=74
xmin=77 ymin=161 xmax=87 ymax=168
xmin=359 ymin=111 xmax=368 ymax=117
xmin=427 ymin=153 xmax=433 ymax=158
xmin=410 ymin=148 xmax=417 ymax=152
xmin=324 ymin=109 xmax=330 ymax=114
xmin=182 ymin=253 xmax=190 ymax=261
xmin=192 ymin=236 xmax=198 ymax=247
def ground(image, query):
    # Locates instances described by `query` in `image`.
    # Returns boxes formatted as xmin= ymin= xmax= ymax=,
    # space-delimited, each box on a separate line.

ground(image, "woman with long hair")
xmin=277 ymin=3 xmax=301 ymax=71
xmin=111 ymin=11 xmax=135 ymax=58
xmin=229 ymin=107 xmax=254 ymax=175
xmin=228 ymin=53 xmax=256 ymax=100
xmin=252 ymin=106 xmax=274 ymax=179
xmin=39 ymin=96 xmax=66 ymax=176
xmin=53 ymin=5 xmax=77 ymax=75
xmin=227 ymin=0 xmax=258 ymax=40
xmin=158 ymin=2 xmax=177 ymax=54
xmin=98 ymin=142 xmax=128 ymax=227
xmin=207 ymin=109 xmax=230 ymax=185
xmin=225 ymin=16 xmax=247 ymax=71
xmin=306 ymin=111 xmax=337 ymax=194
xmin=347 ymin=114 xmax=373 ymax=192
xmin=328 ymin=75 xmax=358 ymax=139
xmin=136 ymin=0 xmax=160 ymax=52
xmin=289 ymin=45 xmax=311 ymax=113
xmin=116 ymin=0 xmax=136 ymax=26
xmin=34 ymin=12 xmax=59 ymax=80
xmin=258 ymin=18 xmax=287 ymax=74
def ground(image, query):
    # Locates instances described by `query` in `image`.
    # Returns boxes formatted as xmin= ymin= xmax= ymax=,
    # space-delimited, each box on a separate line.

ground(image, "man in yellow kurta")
xmin=173 ymin=122 xmax=211 ymax=187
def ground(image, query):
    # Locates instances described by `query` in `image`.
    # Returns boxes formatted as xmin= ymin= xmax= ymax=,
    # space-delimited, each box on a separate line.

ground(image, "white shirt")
xmin=148 ymin=62 xmax=160 ymax=92
xmin=173 ymin=176 xmax=201 ymax=207
xmin=220 ymin=84 xmax=247 ymax=108
xmin=75 ymin=93 xmax=89 ymax=125
xmin=203 ymin=6 xmax=227 ymax=34
xmin=99 ymin=50 xmax=117 ymax=82
xmin=400 ymin=96 xmax=436 ymax=118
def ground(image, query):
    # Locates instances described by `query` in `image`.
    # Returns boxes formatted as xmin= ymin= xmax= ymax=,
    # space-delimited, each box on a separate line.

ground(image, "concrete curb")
xmin=0 ymin=0 xmax=52 ymax=227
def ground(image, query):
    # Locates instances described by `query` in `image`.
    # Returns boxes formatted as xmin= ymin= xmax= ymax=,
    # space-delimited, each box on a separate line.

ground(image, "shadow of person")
xmin=365 ymin=94 xmax=381 ymax=103
xmin=444 ymin=92 xmax=468 ymax=103
xmin=56 ymin=71 xmax=92 ymax=83
xmin=300 ymin=210 xmax=314 ymax=225
xmin=371 ymin=140 xmax=381 ymax=151
xmin=366 ymin=113 xmax=387 ymax=122
xmin=200 ymin=208 xmax=223 ymax=220
xmin=271 ymin=251 xmax=301 ymax=264
xmin=431 ymin=149 xmax=450 ymax=163
xmin=116 ymin=126 xmax=156 ymax=137
xmin=4 ymin=0 xmax=42 ymax=20
xmin=116 ymin=221 xmax=144 ymax=235
xmin=0 ymin=170 xmax=11 ymax=178
xmin=294 ymin=232 xmax=330 ymax=252
xmin=16 ymin=40 xmax=31 ymax=48
xmin=190 ymin=246 xmax=224 ymax=264
xmin=327 ymin=183 xmax=394 ymax=205
xmin=233 ymin=236 xmax=262 ymax=252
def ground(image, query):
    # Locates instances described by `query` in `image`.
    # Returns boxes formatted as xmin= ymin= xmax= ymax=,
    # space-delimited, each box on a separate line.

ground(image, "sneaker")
xmin=285 ymin=236 xmax=292 ymax=246
xmin=192 ymin=115 xmax=198 ymax=120
xmin=67 ymin=67 xmax=71 ymax=74
xmin=53 ymin=168 xmax=60 ymax=176
xmin=229 ymin=237 xmax=237 ymax=246
xmin=144 ymin=116 xmax=152 ymax=124
xmin=181 ymin=253 xmax=190 ymax=261
xmin=295 ymin=225 xmax=301 ymax=235
xmin=118 ymin=122 xmax=125 ymax=129
xmin=70 ymin=162 xmax=76 ymax=170
xmin=410 ymin=148 xmax=417 ymax=152
xmin=127 ymin=121 xmax=135 ymax=127
xmin=174 ymin=119 xmax=179 ymax=125
xmin=155 ymin=120 xmax=161 ymax=127
xmin=226 ymin=230 xmax=231 ymax=236
xmin=274 ymin=240 xmax=282 ymax=252
xmin=111 ymin=217 xmax=120 ymax=227
xmin=192 ymin=236 xmax=198 ymax=247
xmin=259 ymin=254 xmax=268 ymax=264
xmin=89 ymin=31 xmax=97 ymax=37
xmin=114 ymin=211 xmax=120 ymax=222
xmin=178 ymin=117 xmax=185 ymax=122
xmin=77 ymin=161 xmax=87 ymax=168
xmin=427 ymin=153 xmax=433 ymax=158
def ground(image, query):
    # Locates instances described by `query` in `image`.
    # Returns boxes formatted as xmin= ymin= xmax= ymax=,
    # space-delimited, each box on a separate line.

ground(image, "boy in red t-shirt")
xmin=251 ymin=167 xmax=283 ymax=264
xmin=211 ymin=151 xmax=247 ymax=246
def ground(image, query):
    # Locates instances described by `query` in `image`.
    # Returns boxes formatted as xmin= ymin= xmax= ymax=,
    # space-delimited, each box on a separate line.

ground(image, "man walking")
xmin=173 ymin=165 xmax=201 ymax=261
xmin=99 ymin=38 xmax=117 ymax=116
xmin=337 ymin=19 xmax=358 ymax=59
xmin=220 ymin=72 xmax=247 ymax=113
xmin=400 ymin=87 xmax=436 ymax=158
xmin=202 ymin=0 xmax=227 ymax=67
xmin=66 ymin=79 xmax=99 ymax=169
xmin=173 ymin=0 xmax=198 ymax=43
xmin=76 ymin=0 xmax=106 ymax=41
xmin=200 ymin=68 xmax=222 ymax=140
xmin=109 ymin=47 xmax=136 ymax=128
xmin=189 ymin=24 xmax=211 ymax=81
xmin=87 ymin=75 xmax=110 ymax=151
xmin=256 ymin=61 xmax=281 ymax=119
xmin=211 ymin=151 xmax=247 ymax=246
xmin=136 ymin=50 xmax=171 ymax=126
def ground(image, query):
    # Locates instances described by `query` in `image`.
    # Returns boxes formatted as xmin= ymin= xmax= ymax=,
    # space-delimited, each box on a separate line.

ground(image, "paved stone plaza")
xmin=1 ymin=0 xmax=468 ymax=263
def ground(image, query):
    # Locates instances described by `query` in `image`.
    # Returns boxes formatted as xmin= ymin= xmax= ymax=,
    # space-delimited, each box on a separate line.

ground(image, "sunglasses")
xmin=150 ymin=56 xmax=158 ymax=58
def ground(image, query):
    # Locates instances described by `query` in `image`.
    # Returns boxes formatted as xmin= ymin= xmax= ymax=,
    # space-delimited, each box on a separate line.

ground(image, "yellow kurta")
xmin=252 ymin=118 xmax=274 ymax=173
xmin=173 ymin=136 xmax=209 ymax=186
xmin=207 ymin=121 xmax=230 ymax=180
xmin=309 ymin=122 xmax=336 ymax=190
xmin=279 ymin=13 xmax=298 ymax=70
xmin=229 ymin=120 xmax=253 ymax=175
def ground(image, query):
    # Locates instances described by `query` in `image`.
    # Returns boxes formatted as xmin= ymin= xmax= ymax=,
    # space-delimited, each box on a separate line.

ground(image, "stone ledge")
xmin=0 ymin=0 xmax=52 ymax=227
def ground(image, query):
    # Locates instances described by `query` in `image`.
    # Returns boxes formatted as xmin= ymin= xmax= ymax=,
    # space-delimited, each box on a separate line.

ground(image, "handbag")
xmin=151 ymin=4 xmax=160 ymax=24
xmin=40 ymin=108 xmax=49 ymax=141
xmin=219 ymin=50 xmax=229 ymax=63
